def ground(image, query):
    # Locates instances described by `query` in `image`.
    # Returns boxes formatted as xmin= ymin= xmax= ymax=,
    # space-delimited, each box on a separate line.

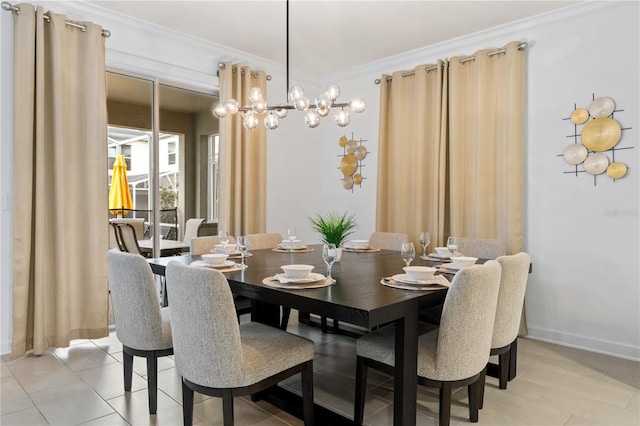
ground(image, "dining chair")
xmin=109 ymin=222 xmax=124 ymax=250
xmin=165 ymin=261 xmax=315 ymax=426
xmin=110 ymin=218 xmax=145 ymax=242
xmin=113 ymin=223 xmax=144 ymax=256
xmin=455 ymin=237 xmax=506 ymax=259
xmin=182 ymin=218 xmax=205 ymax=243
xmin=190 ymin=235 xmax=236 ymax=255
xmin=368 ymin=231 xmax=409 ymax=251
xmin=107 ymin=250 xmax=173 ymax=414
xmin=481 ymin=252 xmax=530 ymax=398
xmin=354 ymin=260 xmax=501 ymax=426
xmin=246 ymin=232 xmax=283 ymax=250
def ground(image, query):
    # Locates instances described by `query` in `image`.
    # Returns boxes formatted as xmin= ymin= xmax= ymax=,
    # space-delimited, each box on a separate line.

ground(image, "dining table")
xmin=147 ymin=245 xmax=514 ymax=425
xmin=137 ymin=238 xmax=190 ymax=257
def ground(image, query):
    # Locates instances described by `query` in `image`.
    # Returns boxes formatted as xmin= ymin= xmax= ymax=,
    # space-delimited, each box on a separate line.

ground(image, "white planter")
xmin=335 ymin=247 xmax=343 ymax=262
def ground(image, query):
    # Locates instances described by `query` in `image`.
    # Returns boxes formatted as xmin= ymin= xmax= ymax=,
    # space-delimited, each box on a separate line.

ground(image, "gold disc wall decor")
xmin=606 ymin=162 xmax=627 ymax=179
xmin=343 ymin=175 xmax=354 ymax=189
xmin=355 ymin=146 xmax=367 ymax=161
xmin=581 ymin=117 xmax=621 ymax=152
xmin=570 ymin=108 xmax=589 ymax=124
xmin=353 ymin=174 xmax=362 ymax=185
xmin=345 ymin=139 xmax=357 ymax=154
xmin=339 ymin=136 xmax=348 ymax=147
xmin=340 ymin=154 xmax=358 ymax=176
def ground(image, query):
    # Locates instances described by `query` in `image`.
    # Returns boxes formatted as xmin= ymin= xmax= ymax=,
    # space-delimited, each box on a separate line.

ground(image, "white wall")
xmin=1 ymin=1 xmax=638 ymax=360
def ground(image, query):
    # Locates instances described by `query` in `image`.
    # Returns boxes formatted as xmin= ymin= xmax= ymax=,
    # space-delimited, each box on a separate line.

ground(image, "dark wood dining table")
xmin=147 ymin=246 xmax=462 ymax=425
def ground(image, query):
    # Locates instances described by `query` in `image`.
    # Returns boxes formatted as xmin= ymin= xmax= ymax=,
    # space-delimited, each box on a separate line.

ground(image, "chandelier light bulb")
xmin=325 ymin=84 xmax=341 ymax=101
xmin=243 ymin=112 xmax=259 ymax=130
xmin=211 ymin=102 xmax=228 ymax=118
xmin=334 ymin=109 xmax=350 ymax=127
xmin=224 ymin=98 xmax=239 ymax=114
xmin=350 ymin=98 xmax=367 ymax=114
xmin=264 ymin=113 xmax=279 ymax=130
xmin=317 ymin=105 xmax=330 ymax=117
xmin=288 ymin=85 xmax=305 ymax=102
xmin=252 ymin=101 xmax=268 ymax=114
xmin=275 ymin=104 xmax=288 ymax=118
xmin=294 ymin=97 xmax=310 ymax=111
xmin=305 ymin=110 xmax=321 ymax=128
xmin=316 ymin=94 xmax=332 ymax=110
xmin=248 ymin=87 xmax=264 ymax=104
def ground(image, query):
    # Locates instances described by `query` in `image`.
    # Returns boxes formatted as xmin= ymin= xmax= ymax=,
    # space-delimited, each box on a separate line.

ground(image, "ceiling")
xmin=90 ymin=0 xmax=580 ymax=76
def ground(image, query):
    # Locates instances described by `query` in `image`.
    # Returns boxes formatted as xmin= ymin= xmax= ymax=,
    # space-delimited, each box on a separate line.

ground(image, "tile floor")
xmin=1 ymin=313 xmax=639 ymax=426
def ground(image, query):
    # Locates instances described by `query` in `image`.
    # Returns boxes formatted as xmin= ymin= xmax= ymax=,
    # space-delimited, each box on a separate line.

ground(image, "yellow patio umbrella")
xmin=109 ymin=154 xmax=133 ymax=216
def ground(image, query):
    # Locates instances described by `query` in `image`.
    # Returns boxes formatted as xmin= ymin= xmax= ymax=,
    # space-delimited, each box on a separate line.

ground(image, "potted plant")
xmin=309 ymin=212 xmax=358 ymax=262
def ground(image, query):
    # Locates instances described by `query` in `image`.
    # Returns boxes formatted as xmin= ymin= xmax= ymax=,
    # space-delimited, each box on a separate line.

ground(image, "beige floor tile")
xmin=248 ymin=397 xmax=304 ymax=425
xmin=564 ymin=414 xmax=606 ymax=425
xmin=29 ymin=381 xmax=115 ymax=425
xmin=79 ymin=412 xmax=131 ymax=425
xmin=627 ymin=392 xmax=639 ymax=411
xmin=156 ymin=367 xmax=211 ymax=404
xmin=5 ymin=351 xmax=81 ymax=393
xmin=1 ymin=376 xmax=34 ymax=416
xmin=107 ymin=387 xmax=185 ymax=425
xmin=91 ymin=333 xmax=125 ymax=355
xmin=484 ymin=374 xmax=548 ymax=403
xmin=1 ymin=360 xmax=12 ymax=379
xmin=110 ymin=351 xmax=175 ymax=378
xmin=478 ymin=384 xmax=570 ymax=425
xmin=193 ymin=395 xmax=290 ymax=426
xmin=77 ymin=360 xmax=148 ymax=400
xmin=0 ymin=407 xmax=48 ymax=425
xmin=537 ymin=388 xmax=640 ymax=425
xmin=52 ymin=342 xmax=119 ymax=372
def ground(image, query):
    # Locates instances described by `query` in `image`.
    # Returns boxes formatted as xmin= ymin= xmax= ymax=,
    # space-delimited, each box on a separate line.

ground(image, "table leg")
xmin=250 ymin=301 xmax=282 ymax=329
xmin=394 ymin=301 xmax=418 ymax=426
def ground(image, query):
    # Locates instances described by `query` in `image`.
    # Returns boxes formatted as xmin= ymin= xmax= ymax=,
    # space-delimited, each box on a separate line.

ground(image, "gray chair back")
xmin=190 ymin=235 xmax=237 ymax=255
xmin=166 ymin=262 xmax=245 ymax=388
xmin=492 ymin=252 xmax=530 ymax=349
xmin=246 ymin=233 xmax=283 ymax=250
xmin=456 ymin=237 xmax=506 ymax=259
xmin=433 ymin=260 xmax=501 ymax=381
xmin=183 ymin=218 xmax=205 ymax=242
xmin=107 ymin=250 xmax=171 ymax=351
xmin=369 ymin=231 xmax=409 ymax=251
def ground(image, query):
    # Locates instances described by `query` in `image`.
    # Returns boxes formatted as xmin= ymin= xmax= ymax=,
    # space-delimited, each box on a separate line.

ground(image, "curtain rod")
xmin=1 ymin=1 xmax=111 ymax=37
xmin=374 ymin=42 xmax=528 ymax=84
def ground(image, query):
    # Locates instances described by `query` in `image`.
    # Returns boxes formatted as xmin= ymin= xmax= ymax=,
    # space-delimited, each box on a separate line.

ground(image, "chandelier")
xmin=211 ymin=0 xmax=366 ymax=130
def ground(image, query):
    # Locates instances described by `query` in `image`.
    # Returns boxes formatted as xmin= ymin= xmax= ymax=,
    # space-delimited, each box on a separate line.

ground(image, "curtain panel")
xmin=218 ymin=62 xmax=267 ymax=236
xmin=376 ymin=60 xmax=449 ymax=249
xmin=12 ymin=4 xmax=109 ymax=357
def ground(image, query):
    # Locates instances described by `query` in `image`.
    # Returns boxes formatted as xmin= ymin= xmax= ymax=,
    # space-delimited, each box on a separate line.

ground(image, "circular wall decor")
xmin=588 ymin=96 xmax=615 ymax=118
xmin=583 ymin=152 xmax=609 ymax=175
xmin=342 ymin=175 xmax=354 ymax=189
xmin=339 ymin=136 xmax=348 ymax=147
xmin=570 ymin=108 xmax=589 ymax=124
xmin=563 ymin=144 xmax=588 ymax=165
xmin=340 ymin=154 xmax=357 ymax=176
xmin=606 ymin=162 xmax=627 ymax=179
xmin=581 ymin=117 xmax=621 ymax=152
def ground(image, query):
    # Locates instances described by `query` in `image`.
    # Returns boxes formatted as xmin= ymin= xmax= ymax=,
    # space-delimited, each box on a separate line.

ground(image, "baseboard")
xmin=1 ymin=338 xmax=11 ymax=356
xmin=527 ymin=326 xmax=640 ymax=361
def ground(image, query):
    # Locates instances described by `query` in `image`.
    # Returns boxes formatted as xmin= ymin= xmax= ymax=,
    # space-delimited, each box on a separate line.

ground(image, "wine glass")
xmin=287 ymin=227 xmax=297 ymax=252
xmin=322 ymin=243 xmax=337 ymax=280
xmin=446 ymin=236 xmax=458 ymax=256
xmin=219 ymin=230 xmax=230 ymax=252
xmin=401 ymin=242 xmax=415 ymax=267
xmin=419 ymin=232 xmax=431 ymax=258
xmin=236 ymin=236 xmax=249 ymax=268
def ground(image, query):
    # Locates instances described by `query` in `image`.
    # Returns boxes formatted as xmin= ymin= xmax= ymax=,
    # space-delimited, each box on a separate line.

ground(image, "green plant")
xmin=309 ymin=212 xmax=358 ymax=247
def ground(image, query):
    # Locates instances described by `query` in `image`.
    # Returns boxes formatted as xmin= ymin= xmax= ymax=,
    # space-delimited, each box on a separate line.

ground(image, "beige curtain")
xmin=218 ymin=62 xmax=267 ymax=236
xmin=12 ymin=5 xmax=109 ymax=357
xmin=447 ymin=41 xmax=525 ymax=254
xmin=376 ymin=60 xmax=448 ymax=249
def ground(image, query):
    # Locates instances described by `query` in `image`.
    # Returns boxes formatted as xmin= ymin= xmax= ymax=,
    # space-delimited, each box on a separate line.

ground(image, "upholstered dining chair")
xmin=107 ymin=250 xmax=173 ymax=414
xmin=354 ymin=261 xmax=501 ymax=426
xmin=113 ymin=223 xmax=144 ymax=256
xmin=246 ymin=232 xmax=283 ymax=250
xmin=455 ymin=237 xmax=506 ymax=259
xmin=190 ymin=235 xmax=236 ymax=256
xmin=182 ymin=218 xmax=205 ymax=243
xmin=368 ymin=231 xmax=409 ymax=251
xmin=165 ymin=261 xmax=315 ymax=426
xmin=482 ymin=252 xmax=530 ymax=394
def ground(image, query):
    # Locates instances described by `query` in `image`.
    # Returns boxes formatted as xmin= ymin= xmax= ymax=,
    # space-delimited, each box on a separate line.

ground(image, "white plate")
xmin=428 ymin=253 xmax=450 ymax=259
xmin=277 ymin=244 xmax=308 ymax=250
xmin=276 ymin=272 xmax=326 ymax=284
xmin=208 ymin=260 xmax=237 ymax=269
xmin=392 ymin=274 xmax=434 ymax=285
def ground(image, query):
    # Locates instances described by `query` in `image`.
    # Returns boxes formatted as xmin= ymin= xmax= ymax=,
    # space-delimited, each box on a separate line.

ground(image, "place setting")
xmin=272 ymin=227 xmax=314 ymax=252
xmin=435 ymin=256 xmax=479 ymax=275
xmin=342 ymin=239 xmax=381 ymax=253
xmin=263 ymin=243 xmax=338 ymax=289
xmin=193 ymin=236 xmax=251 ymax=272
xmin=381 ymin=243 xmax=450 ymax=290
xmin=423 ymin=236 xmax=460 ymax=262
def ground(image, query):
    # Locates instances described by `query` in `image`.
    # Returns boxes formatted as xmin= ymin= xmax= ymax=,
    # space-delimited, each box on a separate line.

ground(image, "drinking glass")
xmin=219 ymin=230 xmax=230 ymax=252
xmin=446 ymin=236 xmax=458 ymax=256
xmin=236 ymin=236 xmax=249 ymax=268
xmin=287 ymin=227 xmax=297 ymax=251
xmin=322 ymin=243 xmax=337 ymax=280
xmin=401 ymin=242 xmax=415 ymax=267
xmin=419 ymin=232 xmax=431 ymax=258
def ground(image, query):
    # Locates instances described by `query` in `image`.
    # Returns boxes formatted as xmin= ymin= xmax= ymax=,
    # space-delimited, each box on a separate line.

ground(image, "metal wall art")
xmin=338 ymin=133 xmax=368 ymax=191
xmin=560 ymin=94 xmax=633 ymax=186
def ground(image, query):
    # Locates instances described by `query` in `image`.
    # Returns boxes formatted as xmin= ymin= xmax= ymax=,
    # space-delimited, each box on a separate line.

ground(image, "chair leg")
xmin=439 ymin=382 xmax=452 ymax=426
xmin=146 ymin=354 xmax=158 ymax=414
xmin=222 ymin=390 xmax=234 ymax=426
xmin=123 ymin=350 xmax=133 ymax=392
xmin=499 ymin=349 xmax=510 ymax=390
xmin=182 ymin=379 xmax=194 ymax=426
xmin=320 ymin=316 xmax=328 ymax=333
xmin=479 ymin=368 xmax=487 ymax=409
xmin=301 ymin=361 xmax=314 ymax=426
xmin=280 ymin=307 xmax=291 ymax=330
xmin=468 ymin=377 xmax=480 ymax=422
xmin=353 ymin=356 xmax=368 ymax=425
